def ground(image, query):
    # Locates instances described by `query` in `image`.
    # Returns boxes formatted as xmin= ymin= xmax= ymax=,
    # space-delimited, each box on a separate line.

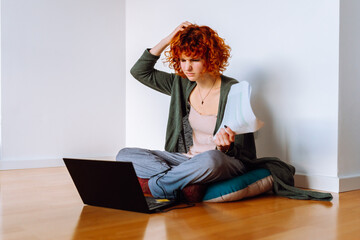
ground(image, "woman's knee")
xmin=116 ymin=147 xmax=131 ymax=161
xmin=195 ymin=150 xmax=225 ymax=170
xmin=199 ymin=150 xmax=247 ymax=176
xmin=116 ymin=147 xmax=148 ymax=161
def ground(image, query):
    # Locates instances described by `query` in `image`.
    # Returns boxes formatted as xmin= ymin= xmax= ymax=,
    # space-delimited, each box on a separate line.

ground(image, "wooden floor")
xmin=1 ymin=167 xmax=359 ymax=240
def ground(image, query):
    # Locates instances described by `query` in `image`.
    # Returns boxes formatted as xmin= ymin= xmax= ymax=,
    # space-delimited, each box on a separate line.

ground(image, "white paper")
xmin=214 ymin=81 xmax=264 ymax=138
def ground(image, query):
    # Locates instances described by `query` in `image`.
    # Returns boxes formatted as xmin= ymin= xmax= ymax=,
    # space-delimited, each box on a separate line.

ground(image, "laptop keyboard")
xmin=145 ymin=197 xmax=171 ymax=210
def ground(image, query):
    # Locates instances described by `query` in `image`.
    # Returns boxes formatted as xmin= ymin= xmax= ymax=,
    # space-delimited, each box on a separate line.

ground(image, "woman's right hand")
xmin=164 ymin=21 xmax=192 ymax=44
xmin=150 ymin=21 xmax=192 ymax=56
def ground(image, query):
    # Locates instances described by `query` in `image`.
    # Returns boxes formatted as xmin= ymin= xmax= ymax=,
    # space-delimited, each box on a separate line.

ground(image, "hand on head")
xmin=150 ymin=21 xmax=192 ymax=56
xmin=165 ymin=21 xmax=192 ymax=44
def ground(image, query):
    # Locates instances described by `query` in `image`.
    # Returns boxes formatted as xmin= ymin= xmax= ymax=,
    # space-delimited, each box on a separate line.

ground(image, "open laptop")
xmin=63 ymin=158 xmax=178 ymax=213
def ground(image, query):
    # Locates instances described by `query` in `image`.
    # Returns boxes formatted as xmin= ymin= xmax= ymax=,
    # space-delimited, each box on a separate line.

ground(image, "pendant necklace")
xmin=198 ymin=79 xmax=217 ymax=105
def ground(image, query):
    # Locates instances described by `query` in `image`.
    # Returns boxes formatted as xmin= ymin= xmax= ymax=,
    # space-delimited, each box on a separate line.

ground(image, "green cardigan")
xmin=130 ymin=49 xmax=333 ymax=201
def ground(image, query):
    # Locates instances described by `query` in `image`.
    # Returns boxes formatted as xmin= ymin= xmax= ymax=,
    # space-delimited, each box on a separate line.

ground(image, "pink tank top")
xmin=185 ymin=105 xmax=217 ymax=157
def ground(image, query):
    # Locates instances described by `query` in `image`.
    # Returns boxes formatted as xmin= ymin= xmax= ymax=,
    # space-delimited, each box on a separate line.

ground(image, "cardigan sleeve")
xmin=226 ymin=133 xmax=257 ymax=160
xmin=130 ymin=49 xmax=175 ymax=96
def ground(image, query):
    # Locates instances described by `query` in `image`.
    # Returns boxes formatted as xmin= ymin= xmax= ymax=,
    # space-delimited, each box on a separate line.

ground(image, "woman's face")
xmin=180 ymin=54 xmax=206 ymax=81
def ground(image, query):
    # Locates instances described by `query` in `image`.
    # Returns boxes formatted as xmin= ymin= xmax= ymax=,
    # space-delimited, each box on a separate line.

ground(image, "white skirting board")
xmin=294 ymin=174 xmax=360 ymax=193
xmin=0 ymin=156 xmax=116 ymax=170
xmin=0 ymin=159 xmax=65 ymax=170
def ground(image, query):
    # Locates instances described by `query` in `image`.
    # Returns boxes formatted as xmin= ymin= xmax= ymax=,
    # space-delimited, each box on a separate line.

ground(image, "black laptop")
xmin=63 ymin=158 xmax=178 ymax=213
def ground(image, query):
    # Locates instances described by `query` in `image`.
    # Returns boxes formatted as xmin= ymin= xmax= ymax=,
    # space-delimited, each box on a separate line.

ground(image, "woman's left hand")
xmin=214 ymin=126 xmax=235 ymax=153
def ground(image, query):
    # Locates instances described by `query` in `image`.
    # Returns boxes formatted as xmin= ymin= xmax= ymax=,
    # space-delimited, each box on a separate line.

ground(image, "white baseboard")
xmin=0 ymin=159 xmax=65 ymax=170
xmin=294 ymin=174 xmax=339 ymax=193
xmin=339 ymin=175 xmax=360 ymax=192
xmin=295 ymin=173 xmax=360 ymax=193
xmin=0 ymin=156 xmax=116 ymax=170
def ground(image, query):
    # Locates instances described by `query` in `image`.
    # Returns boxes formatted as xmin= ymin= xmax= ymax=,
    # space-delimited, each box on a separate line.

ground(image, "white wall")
xmin=126 ymin=0 xmax=340 ymax=187
xmin=338 ymin=0 xmax=360 ymax=187
xmin=0 ymin=0 xmax=2 ymax=156
xmin=1 ymin=0 xmax=126 ymax=169
xmin=2 ymin=0 xmax=358 ymax=192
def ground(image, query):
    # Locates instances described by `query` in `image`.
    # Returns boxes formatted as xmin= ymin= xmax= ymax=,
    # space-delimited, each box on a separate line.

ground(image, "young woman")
xmin=116 ymin=22 xmax=256 ymax=199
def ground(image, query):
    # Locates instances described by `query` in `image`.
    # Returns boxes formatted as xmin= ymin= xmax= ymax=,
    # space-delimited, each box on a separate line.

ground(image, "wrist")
xmin=163 ymin=36 xmax=172 ymax=45
xmin=217 ymin=145 xmax=230 ymax=154
xmin=150 ymin=39 xmax=170 ymax=56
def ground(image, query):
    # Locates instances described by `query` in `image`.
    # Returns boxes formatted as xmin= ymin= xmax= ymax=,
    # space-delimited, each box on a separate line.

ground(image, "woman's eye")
xmin=191 ymin=59 xmax=200 ymax=62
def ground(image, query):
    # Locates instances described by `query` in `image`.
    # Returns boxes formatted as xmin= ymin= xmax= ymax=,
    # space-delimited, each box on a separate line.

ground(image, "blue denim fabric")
xmin=116 ymin=148 xmax=246 ymax=199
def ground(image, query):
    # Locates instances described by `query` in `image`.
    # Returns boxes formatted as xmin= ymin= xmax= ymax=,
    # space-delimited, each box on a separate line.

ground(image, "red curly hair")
xmin=165 ymin=24 xmax=231 ymax=78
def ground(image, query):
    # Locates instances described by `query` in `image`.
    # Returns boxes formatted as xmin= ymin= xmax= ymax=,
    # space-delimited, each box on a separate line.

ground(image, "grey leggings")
xmin=116 ymin=147 xmax=247 ymax=199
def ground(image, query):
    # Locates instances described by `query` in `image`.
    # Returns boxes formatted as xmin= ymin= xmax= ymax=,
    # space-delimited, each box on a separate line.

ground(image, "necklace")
xmin=198 ymin=79 xmax=217 ymax=105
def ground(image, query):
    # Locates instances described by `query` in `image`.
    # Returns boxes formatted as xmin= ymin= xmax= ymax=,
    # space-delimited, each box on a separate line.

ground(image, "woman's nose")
xmin=185 ymin=61 xmax=192 ymax=70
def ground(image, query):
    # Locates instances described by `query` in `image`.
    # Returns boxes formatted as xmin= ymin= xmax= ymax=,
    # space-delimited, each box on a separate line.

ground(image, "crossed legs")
xmin=116 ymin=148 xmax=246 ymax=199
